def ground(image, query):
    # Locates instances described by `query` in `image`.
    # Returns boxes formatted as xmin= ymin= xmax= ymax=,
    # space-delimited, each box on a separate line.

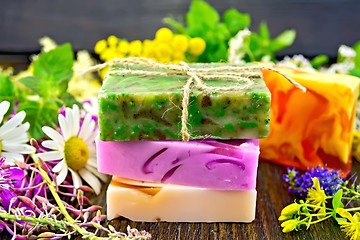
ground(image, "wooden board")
xmin=92 ymin=160 xmax=350 ymax=239
xmin=2 ymin=160 xmax=352 ymax=239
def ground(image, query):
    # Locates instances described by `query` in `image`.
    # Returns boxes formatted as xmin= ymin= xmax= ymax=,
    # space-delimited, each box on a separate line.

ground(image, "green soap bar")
xmin=98 ymin=63 xmax=270 ymax=141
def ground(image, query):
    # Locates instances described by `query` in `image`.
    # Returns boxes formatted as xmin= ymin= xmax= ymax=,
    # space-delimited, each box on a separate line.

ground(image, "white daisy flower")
xmin=0 ymin=101 xmax=35 ymax=164
xmin=82 ymin=97 xmax=98 ymax=117
xmin=36 ymin=104 xmax=107 ymax=194
xmin=228 ymin=28 xmax=251 ymax=64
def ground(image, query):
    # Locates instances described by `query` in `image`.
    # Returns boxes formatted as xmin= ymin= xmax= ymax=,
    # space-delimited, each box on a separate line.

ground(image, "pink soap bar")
xmin=97 ymin=138 xmax=259 ymax=190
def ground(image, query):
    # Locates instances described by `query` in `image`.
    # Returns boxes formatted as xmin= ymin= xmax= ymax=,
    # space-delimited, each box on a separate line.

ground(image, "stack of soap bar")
xmin=107 ymin=177 xmax=256 ymax=222
xmin=97 ymin=138 xmax=259 ymax=190
xmin=98 ymin=64 xmax=270 ymax=141
xmin=97 ymin=62 xmax=270 ymax=222
xmin=260 ymin=67 xmax=360 ymax=172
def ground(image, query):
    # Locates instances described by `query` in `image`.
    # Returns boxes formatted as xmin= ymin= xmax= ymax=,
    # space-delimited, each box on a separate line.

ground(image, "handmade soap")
xmin=98 ymin=63 xmax=270 ymax=141
xmin=260 ymin=67 xmax=360 ymax=172
xmin=97 ymin=138 xmax=259 ymax=190
xmin=107 ymin=177 xmax=257 ymax=222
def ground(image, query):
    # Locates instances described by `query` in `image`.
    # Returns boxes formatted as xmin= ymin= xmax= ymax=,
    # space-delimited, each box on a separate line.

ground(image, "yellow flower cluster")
xmin=94 ymin=28 xmax=206 ymax=64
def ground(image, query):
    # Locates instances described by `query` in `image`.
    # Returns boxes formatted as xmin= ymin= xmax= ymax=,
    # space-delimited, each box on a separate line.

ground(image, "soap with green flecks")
xmin=98 ymin=63 xmax=270 ymax=141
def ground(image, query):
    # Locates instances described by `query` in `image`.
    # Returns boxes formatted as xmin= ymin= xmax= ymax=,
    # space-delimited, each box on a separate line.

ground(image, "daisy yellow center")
xmin=0 ymin=140 xmax=2 ymax=152
xmin=64 ymin=136 xmax=89 ymax=171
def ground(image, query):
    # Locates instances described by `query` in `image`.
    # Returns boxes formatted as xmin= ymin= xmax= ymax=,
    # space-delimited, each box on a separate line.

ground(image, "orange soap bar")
xmin=260 ymin=67 xmax=360 ymax=172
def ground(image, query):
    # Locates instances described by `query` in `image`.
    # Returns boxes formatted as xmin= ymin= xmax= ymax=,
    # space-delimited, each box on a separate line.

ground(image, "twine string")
xmin=84 ymin=57 xmax=306 ymax=141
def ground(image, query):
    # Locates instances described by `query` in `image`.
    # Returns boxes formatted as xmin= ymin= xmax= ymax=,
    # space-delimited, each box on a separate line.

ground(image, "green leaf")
xmin=332 ymin=189 xmax=344 ymax=220
xmin=206 ymin=41 xmax=228 ymax=62
xmin=19 ymin=76 xmax=49 ymax=98
xmin=353 ymin=41 xmax=360 ymax=69
xmin=17 ymin=100 xmax=59 ymax=139
xmin=60 ymin=92 xmax=81 ymax=107
xmin=214 ymin=23 xmax=231 ymax=41
xmin=223 ymin=8 xmax=250 ymax=36
xmin=310 ymin=55 xmax=329 ymax=69
xmin=163 ymin=15 xmax=186 ymax=34
xmin=268 ymin=30 xmax=296 ymax=52
xmin=335 ymin=217 xmax=347 ymax=223
xmin=258 ymin=22 xmax=270 ymax=40
xmin=32 ymin=43 xmax=74 ymax=98
xmin=186 ymin=0 xmax=219 ymax=29
xmin=0 ymin=74 xmax=16 ymax=113
xmin=349 ymin=68 xmax=360 ymax=78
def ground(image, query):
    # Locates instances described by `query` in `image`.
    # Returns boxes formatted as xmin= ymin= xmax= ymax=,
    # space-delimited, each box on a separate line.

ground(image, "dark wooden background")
xmin=1 ymin=0 xmax=360 ymax=57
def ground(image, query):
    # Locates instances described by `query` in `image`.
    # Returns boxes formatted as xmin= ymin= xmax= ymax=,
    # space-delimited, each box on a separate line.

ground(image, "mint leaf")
xmin=268 ymin=30 xmax=296 ymax=52
xmin=223 ymin=8 xmax=250 ymax=36
xmin=205 ymin=40 xmax=228 ymax=62
xmin=350 ymin=68 xmax=360 ymax=78
xmin=0 ymin=74 xmax=16 ymax=114
xmin=60 ymin=92 xmax=81 ymax=107
xmin=311 ymin=55 xmax=329 ymax=69
xmin=32 ymin=43 xmax=74 ymax=98
xmin=353 ymin=41 xmax=360 ymax=69
xmin=19 ymin=76 xmax=49 ymax=98
xmin=258 ymin=22 xmax=270 ymax=40
xmin=0 ymin=74 xmax=16 ymax=101
xmin=186 ymin=0 xmax=219 ymax=29
xmin=164 ymin=15 xmax=186 ymax=34
xmin=17 ymin=100 xmax=59 ymax=139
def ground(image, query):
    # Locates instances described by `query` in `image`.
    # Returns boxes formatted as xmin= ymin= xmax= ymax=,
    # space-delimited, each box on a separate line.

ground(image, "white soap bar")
xmin=107 ymin=177 xmax=257 ymax=222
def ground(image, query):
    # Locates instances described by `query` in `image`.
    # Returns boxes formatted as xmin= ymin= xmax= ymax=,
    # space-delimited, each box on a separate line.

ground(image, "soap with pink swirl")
xmin=97 ymin=138 xmax=259 ymax=190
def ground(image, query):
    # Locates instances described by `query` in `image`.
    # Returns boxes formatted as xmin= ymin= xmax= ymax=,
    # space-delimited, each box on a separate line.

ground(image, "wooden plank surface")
xmin=1 ymin=0 xmax=360 ymax=57
xmin=96 ymin=160 xmax=351 ymax=240
xmin=0 ymin=159 xmax=353 ymax=239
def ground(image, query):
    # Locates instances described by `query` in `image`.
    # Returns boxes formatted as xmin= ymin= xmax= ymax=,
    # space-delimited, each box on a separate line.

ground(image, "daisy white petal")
xmin=58 ymin=114 xmax=71 ymax=140
xmin=1 ymin=152 xmax=24 ymax=163
xmin=88 ymin=151 xmax=97 ymax=160
xmin=78 ymin=114 xmax=91 ymax=140
xmin=85 ymin=164 xmax=108 ymax=183
xmin=2 ymin=134 xmax=29 ymax=145
xmin=1 ymin=122 xmax=30 ymax=140
xmin=84 ymin=129 xmax=98 ymax=146
xmin=0 ymin=101 xmax=10 ymax=124
xmin=72 ymin=104 xmax=80 ymax=136
xmin=41 ymin=140 xmax=63 ymax=151
xmin=86 ymin=158 xmax=97 ymax=168
xmin=36 ymin=151 xmax=64 ymax=161
xmin=42 ymin=126 xmax=65 ymax=146
xmin=81 ymin=119 xmax=96 ymax=142
xmin=83 ymin=97 xmax=98 ymax=116
xmin=1 ymin=143 xmax=35 ymax=154
xmin=52 ymin=160 xmax=65 ymax=173
xmin=65 ymin=107 xmax=74 ymax=136
xmin=69 ymin=168 xmax=82 ymax=189
xmin=0 ymin=111 xmax=26 ymax=137
xmin=56 ymin=163 xmax=68 ymax=185
xmin=79 ymin=168 xmax=101 ymax=195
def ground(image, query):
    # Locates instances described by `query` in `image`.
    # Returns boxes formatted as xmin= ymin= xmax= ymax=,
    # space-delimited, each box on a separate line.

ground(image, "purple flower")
xmin=0 ymin=157 xmax=24 ymax=209
xmin=284 ymin=165 xmax=344 ymax=196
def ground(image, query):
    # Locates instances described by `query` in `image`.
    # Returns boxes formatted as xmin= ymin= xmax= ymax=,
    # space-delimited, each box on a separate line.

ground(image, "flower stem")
xmin=344 ymin=207 xmax=360 ymax=212
xmin=32 ymin=154 xmax=121 ymax=240
xmin=309 ymin=214 xmax=333 ymax=224
xmin=33 ymin=155 xmax=89 ymax=236
xmin=0 ymin=211 xmax=65 ymax=229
